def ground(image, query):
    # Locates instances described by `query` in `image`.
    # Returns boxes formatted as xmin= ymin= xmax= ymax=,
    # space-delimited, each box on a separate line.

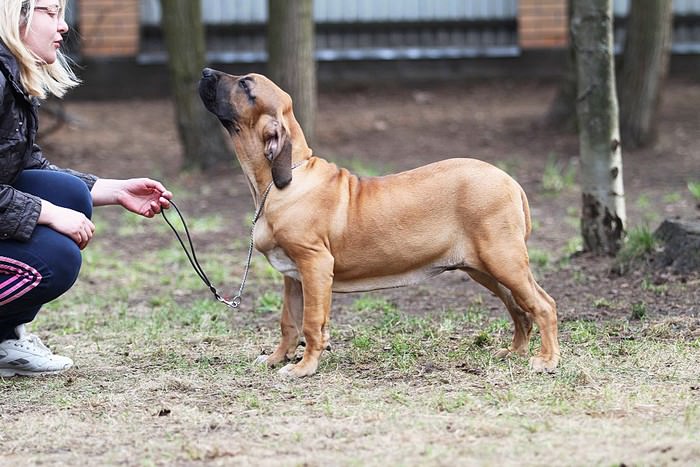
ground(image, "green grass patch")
xmin=119 ymin=210 xmax=227 ymax=237
xmin=614 ymin=224 xmax=658 ymax=274
xmin=330 ymin=156 xmax=392 ymax=177
xmin=528 ymin=247 xmax=551 ymax=271
xmin=688 ymin=180 xmax=700 ymax=201
xmin=541 ymin=154 xmax=577 ymax=194
xmin=353 ymin=295 xmax=397 ymax=314
xmin=255 ymin=291 xmax=283 ymax=314
xmin=662 ymin=191 xmax=682 ymax=204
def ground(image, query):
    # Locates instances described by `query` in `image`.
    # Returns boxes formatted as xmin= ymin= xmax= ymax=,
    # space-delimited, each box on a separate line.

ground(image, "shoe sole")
xmin=0 ymin=367 xmax=71 ymax=377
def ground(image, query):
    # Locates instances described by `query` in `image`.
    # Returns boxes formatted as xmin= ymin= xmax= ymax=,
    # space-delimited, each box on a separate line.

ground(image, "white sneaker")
xmin=0 ymin=325 xmax=73 ymax=377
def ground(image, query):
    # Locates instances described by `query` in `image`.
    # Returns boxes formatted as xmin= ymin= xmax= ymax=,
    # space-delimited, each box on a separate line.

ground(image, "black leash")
xmin=160 ymin=186 xmax=270 ymax=309
xmin=161 ymin=161 xmax=306 ymax=309
xmin=160 ymin=199 xmax=239 ymax=308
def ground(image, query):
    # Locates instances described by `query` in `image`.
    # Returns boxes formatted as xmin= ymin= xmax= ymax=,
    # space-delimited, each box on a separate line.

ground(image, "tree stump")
xmin=653 ymin=219 xmax=700 ymax=274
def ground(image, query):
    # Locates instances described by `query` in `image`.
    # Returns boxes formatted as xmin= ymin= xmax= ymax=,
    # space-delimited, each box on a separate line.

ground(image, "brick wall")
xmin=519 ymin=0 xmax=569 ymax=49
xmin=78 ymin=0 xmax=140 ymax=58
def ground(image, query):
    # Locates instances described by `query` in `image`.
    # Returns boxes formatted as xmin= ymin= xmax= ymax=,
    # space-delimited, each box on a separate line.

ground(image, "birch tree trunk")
xmin=618 ymin=0 xmax=673 ymax=148
xmin=572 ymin=0 xmax=626 ymax=255
xmin=267 ymin=0 xmax=317 ymax=148
xmin=160 ymin=0 xmax=232 ymax=170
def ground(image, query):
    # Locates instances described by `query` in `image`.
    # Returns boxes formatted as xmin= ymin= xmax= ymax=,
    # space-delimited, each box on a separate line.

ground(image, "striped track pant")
xmin=0 ymin=170 xmax=92 ymax=340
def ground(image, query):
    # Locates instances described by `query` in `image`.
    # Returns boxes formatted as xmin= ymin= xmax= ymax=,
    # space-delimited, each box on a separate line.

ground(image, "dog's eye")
xmin=239 ymin=79 xmax=252 ymax=93
xmin=238 ymin=79 xmax=256 ymax=102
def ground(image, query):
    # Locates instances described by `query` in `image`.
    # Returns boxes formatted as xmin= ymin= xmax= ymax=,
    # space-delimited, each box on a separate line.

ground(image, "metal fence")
xmin=614 ymin=0 xmax=700 ymax=53
xmin=66 ymin=0 xmax=700 ymax=61
xmin=141 ymin=0 xmax=518 ymax=25
xmin=139 ymin=0 xmax=520 ymax=63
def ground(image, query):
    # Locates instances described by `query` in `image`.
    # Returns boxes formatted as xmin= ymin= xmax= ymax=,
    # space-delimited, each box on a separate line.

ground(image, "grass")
xmin=541 ymin=154 xmax=577 ymax=194
xmin=119 ymin=208 xmax=227 ymax=237
xmin=256 ymin=291 xmax=283 ymax=314
xmin=688 ymin=180 xmax=700 ymax=201
xmin=528 ymin=247 xmax=551 ymax=273
xmin=614 ymin=224 xmax=658 ymax=274
xmin=1 ymin=212 xmax=699 ymax=466
xmin=329 ymin=156 xmax=392 ymax=177
xmin=631 ymin=301 xmax=648 ymax=320
xmin=642 ymin=277 xmax=669 ymax=295
xmin=636 ymin=194 xmax=661 ymax=225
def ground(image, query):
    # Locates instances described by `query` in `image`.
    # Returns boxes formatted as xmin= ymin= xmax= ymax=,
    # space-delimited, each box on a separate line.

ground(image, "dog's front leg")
xmin=279 ymin=250 xmax=334 ymax=378
xmin=256 ymin=276 xmax=303 ymax=367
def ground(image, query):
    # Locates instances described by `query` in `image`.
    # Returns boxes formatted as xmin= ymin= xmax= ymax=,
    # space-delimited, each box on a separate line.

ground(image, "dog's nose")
xmin=201 ymin=68 xmax=215 ymax=78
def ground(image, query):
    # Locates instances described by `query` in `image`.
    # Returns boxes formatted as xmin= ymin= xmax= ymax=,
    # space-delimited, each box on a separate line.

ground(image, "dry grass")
xmin=2 ymin=207 xmax=699 ymax=466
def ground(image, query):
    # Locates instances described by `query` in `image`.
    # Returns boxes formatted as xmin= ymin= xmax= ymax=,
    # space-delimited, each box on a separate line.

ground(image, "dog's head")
xmin=198 ymin=68 xmax=294 ymax=189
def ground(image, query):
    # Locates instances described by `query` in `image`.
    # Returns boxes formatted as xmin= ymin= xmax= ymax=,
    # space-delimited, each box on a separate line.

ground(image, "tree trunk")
xmin=618 ymin=0 xmax=673 ymax=149
xmin=572 ymin=0 xmax=626 ymax=255
xmin=160 ymin=0 xmax=233 ymax=171
xmin=267 ymin=0 xmax=317 ymax=148
xmin=546 ymin=0 xmax=577 ymax=131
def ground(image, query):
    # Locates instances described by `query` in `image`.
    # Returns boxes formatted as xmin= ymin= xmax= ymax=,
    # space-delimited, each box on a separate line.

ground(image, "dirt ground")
xmin=12 ymin=75 xmax=697 ymax=465
xmin=41 ymin=76 xmax=700 ymax=327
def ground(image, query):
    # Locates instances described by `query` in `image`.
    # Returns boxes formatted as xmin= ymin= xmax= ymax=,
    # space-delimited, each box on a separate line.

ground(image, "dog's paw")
xmin=529 ymin=355 xmax=558 ymax=374
xmin=278 ymin=362 xmax=317 ymax=378
xmin=494 ymin=347 xmax=528 ymax=359
xmin=278 ymin=363 xmax=296 ymax=377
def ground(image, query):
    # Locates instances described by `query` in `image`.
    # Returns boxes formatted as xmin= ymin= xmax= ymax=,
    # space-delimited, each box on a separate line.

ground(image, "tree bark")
xmin=618 ymin=0 xmax=673 ymax=149
xmin=572 ymin=0 xmax=626 ymax=255
xmin=267 ymin=0 xmax=317 ymax=148
xmin=546 ymin=0 xmax=577 ymax=131
xmin=160 ymin=0 xmax=233 ymax=171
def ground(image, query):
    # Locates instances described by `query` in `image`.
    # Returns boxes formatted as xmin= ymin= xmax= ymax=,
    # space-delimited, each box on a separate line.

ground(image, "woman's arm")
xmin=38 ymin=199 xmax=94 ymax=249
xmin=91 ymin=178 xmax=172 ymax=217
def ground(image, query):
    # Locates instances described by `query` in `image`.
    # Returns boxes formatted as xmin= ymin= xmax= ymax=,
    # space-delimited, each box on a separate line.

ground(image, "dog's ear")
xmin=264 ymin=120 xmax=293 ymax=189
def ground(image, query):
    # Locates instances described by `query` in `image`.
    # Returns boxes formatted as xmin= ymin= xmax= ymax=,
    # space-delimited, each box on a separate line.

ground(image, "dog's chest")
xmin=254 ymin=222 xmax=301 ymax=281
xmin=265 ymin=247 xmax=301 ymax=281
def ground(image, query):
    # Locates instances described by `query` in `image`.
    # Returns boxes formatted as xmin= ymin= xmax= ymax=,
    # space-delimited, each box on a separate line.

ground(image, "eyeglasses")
xmin=33 ymin=5 xmax=62 ymax=18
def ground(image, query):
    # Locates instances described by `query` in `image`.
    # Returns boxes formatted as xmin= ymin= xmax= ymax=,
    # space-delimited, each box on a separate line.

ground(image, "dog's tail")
xmin=519 ymin=184 xmax=532 ymax=242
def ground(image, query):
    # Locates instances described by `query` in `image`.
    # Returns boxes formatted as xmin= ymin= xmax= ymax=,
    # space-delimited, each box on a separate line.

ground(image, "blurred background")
xmin=63 ymin=0 xmax=699 ymax=99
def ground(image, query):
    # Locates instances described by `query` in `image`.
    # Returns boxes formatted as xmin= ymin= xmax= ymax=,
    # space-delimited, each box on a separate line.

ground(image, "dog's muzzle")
xmin=198 ymin=68 xmax=220 ymax=112
xmin=198 ymin=68 xmax=239 ymax=132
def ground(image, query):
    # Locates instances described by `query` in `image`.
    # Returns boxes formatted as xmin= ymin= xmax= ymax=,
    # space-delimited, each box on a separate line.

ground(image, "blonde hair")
xmin=0 ymin=0 xmax=79 ymax=98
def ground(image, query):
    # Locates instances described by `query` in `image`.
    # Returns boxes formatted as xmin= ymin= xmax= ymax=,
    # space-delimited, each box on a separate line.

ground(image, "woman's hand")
xmin=38 ymin=201 xmax=95 ymax=249
xmin=92 ymin=178 xmax=172 ymax=217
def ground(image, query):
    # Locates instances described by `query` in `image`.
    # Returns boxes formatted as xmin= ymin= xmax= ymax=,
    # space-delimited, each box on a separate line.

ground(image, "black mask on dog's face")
xmin=198 ymin=68 xmax=241 ymax=134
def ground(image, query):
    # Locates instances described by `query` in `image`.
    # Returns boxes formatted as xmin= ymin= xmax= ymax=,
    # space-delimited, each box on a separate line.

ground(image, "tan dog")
xmin=198 ymin=68 xmax=559 ymax=377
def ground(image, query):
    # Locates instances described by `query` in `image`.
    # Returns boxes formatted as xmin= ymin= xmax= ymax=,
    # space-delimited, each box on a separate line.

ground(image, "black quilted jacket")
xmin=0 ymin=42 xmax=97 ymax=242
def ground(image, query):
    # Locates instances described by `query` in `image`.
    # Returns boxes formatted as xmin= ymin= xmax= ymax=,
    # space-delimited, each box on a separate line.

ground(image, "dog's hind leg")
xmin=514 ymin=277 xmax=559 ymax=372
xmin=256 ymin=276 xmax=304 ymax=367
xmin=476 ymin=244 xmax=560 ymax=373
xmin=462 ymin=268 xmax=532 ymax=358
